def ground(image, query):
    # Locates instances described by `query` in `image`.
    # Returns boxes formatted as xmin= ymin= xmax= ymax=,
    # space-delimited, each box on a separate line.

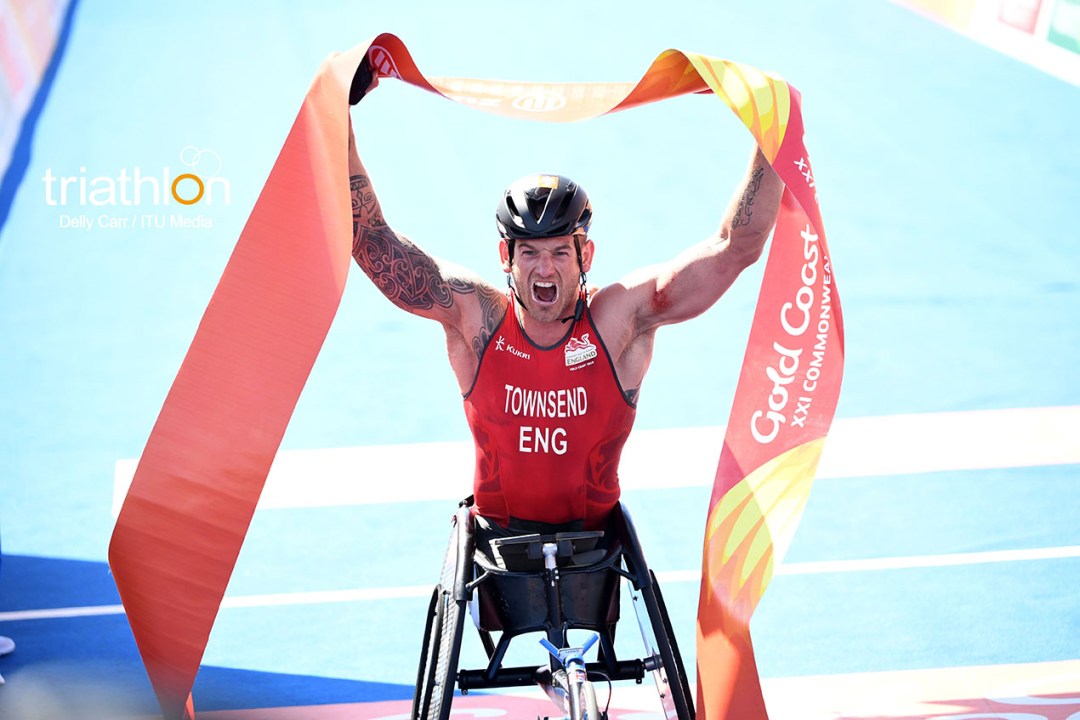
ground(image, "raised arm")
xmin=608 ymin=145 xmax=784 ymax=332
xmin=349 ymin=126 xmax=473 ymax=325
xmin=347 ymin=116 xmax=508 ymax=387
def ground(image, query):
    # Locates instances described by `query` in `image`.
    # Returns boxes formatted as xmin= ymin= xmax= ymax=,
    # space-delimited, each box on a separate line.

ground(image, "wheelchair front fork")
xmin=541 ymin=633 xmax=600 ymax=720
xmin=538 ymin=542 xmax=603 ymax=720
xmin=542 ymin=541 xmax=567 ymax=650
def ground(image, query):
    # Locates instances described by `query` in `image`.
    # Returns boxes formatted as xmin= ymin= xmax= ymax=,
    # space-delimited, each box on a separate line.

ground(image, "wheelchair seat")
xmin=488 ymin=530 xmax=606 ymax=570
xmin=409 ymin=498 xmax=695 ymax=720
xmin=473 ymin=528 xmax=622 ymax=636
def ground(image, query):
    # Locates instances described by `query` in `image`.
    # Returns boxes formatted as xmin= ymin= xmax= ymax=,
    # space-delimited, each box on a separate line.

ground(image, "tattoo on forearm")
xmin=731 ymin=167 xmax=765 ymax=228
xmin=350 ymin=173 xmax=386 ymax=237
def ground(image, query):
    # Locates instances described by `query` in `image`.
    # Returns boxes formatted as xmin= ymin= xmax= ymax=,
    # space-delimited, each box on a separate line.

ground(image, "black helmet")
xmin=496 ymin=174 xmax=592 ymax=241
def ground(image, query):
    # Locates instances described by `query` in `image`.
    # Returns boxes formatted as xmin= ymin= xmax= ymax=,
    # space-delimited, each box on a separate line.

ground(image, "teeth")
xmin=532 ymin=281 xmax=558 ymax=305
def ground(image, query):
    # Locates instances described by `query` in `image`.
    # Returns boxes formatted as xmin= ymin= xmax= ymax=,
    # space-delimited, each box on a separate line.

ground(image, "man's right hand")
xmin=349 ymin=55 xmax=379 ymax=105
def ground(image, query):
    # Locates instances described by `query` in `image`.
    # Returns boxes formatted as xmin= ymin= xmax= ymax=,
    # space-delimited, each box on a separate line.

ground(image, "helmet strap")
xmin=507 ymin=273 xmax=529 ymax=313
xmin=560 ymin=274 xmax=588 ymax=325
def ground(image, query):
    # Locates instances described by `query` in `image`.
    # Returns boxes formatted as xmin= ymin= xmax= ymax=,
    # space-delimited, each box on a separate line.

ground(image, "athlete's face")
xmin=501 ymin=234 xmax=594 ymax=323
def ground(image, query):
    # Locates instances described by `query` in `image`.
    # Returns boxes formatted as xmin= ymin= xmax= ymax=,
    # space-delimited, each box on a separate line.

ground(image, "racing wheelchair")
xmin=410 ymin=497 xmax=695 ymax=720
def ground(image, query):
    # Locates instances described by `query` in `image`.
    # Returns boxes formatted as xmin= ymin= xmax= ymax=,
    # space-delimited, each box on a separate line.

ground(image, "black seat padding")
xmin=472 ymin=530 xmax=622 ymax=634
xmin=488 ymin=530 xmax=606 ymax=571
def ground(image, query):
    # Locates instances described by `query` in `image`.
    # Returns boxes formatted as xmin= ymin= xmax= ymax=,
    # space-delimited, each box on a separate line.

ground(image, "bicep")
xmin=622 ymin=147 xmax=781 ymax=329
xmin=347 ymin=165 xmax=501 ymax=338
xmin=352 ymin=224 xmax=487 ymax=325
xmin=622 ymin=233 xmax=760 ymax=331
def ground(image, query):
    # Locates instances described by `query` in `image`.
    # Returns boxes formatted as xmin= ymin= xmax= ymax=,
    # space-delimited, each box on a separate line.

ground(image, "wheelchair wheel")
xmin=629 ymin=575 xmax=695 ymax=720
xmin=650 ymin=570 xmax=694 ymax=720
xmin=411 ymin=584 xmax=465 ymax=720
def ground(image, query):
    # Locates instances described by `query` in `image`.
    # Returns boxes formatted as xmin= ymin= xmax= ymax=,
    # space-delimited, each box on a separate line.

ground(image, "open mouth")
xmin=532 ymin=281 xmax=558 ymax=305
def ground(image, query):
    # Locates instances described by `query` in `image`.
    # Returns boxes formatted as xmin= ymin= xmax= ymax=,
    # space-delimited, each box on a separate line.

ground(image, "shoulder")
xmin=431 ymin=263 xmax=507 ymax=322
xmin=464 ymin=280 xmax=509 ymax=332
xmin=442 ymin=280 xmax=509 ymax=393
xmin=587 ymin=266 xmax=664 ymax=331
xmin=585 ymin=281 xmax=648 ymax=352
xmin=448 ymin=278 xmax=509 ymax=351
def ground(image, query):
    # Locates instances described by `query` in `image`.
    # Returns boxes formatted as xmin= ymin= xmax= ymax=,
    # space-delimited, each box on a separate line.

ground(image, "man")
xmin=348 ymin=79 xmax=783 ymax=540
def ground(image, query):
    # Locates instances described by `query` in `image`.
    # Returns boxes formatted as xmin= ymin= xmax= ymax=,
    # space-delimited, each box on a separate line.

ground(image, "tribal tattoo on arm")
xmin=350 ymin=174 xmax=385 ymax=231
xmin=350 ymin=173 xmax=506 ymax=362
xmin=350 ymin=172 xmax=455 ymax=312
xmin=470 ymin=284 xmax=504 ymax=359
xmin=352 ymin=226 xmax=457 ymax=311
xmin=730 ymin=166 xmax=765 ymax=228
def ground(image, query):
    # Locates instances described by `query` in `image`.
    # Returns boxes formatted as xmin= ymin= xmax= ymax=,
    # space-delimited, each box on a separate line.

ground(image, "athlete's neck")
xmin=512 ymin=290 xmax=584 ymax=347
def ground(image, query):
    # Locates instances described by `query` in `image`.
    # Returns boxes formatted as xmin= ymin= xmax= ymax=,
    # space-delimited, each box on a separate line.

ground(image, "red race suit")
xmin=463 ymin=293 xmax=637 ymax=529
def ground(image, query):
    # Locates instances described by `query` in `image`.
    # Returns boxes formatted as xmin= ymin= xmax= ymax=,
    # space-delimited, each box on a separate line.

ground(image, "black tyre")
xmin=649 ymin=571 xmax=694 ymax=720
xmin=629 ymin=575 xmax=695 ymax=720
xmin=413 ymin=509 xmax=471 ymax=720
xmin=411 ymin=587 xmax=441 ymax=719
xmin=411 ymin=583 xmax=465 ymax=720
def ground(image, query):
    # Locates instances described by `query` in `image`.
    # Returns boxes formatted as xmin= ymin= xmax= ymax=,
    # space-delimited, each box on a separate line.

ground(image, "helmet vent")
xmin=553 ymin=190 xmax=576 ymax=228
xmin=505 ymin=197 xmax=525 ymax=227
xmin=525 ymin=187 xmax=551 ymax=223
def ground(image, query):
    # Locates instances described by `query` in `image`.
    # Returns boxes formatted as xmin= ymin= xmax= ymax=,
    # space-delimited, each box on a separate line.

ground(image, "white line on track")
xmin=112 ymin=406 xmax=1080 ymax=515
xmin=5 ymin=545 xmax=1077 ymax=623
xmin=658 ymin=544 xmax=1080 ymax=582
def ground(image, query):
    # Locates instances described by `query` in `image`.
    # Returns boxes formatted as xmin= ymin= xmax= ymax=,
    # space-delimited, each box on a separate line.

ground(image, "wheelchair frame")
xmin=410 ymin=499 xmax=695 ymax=720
